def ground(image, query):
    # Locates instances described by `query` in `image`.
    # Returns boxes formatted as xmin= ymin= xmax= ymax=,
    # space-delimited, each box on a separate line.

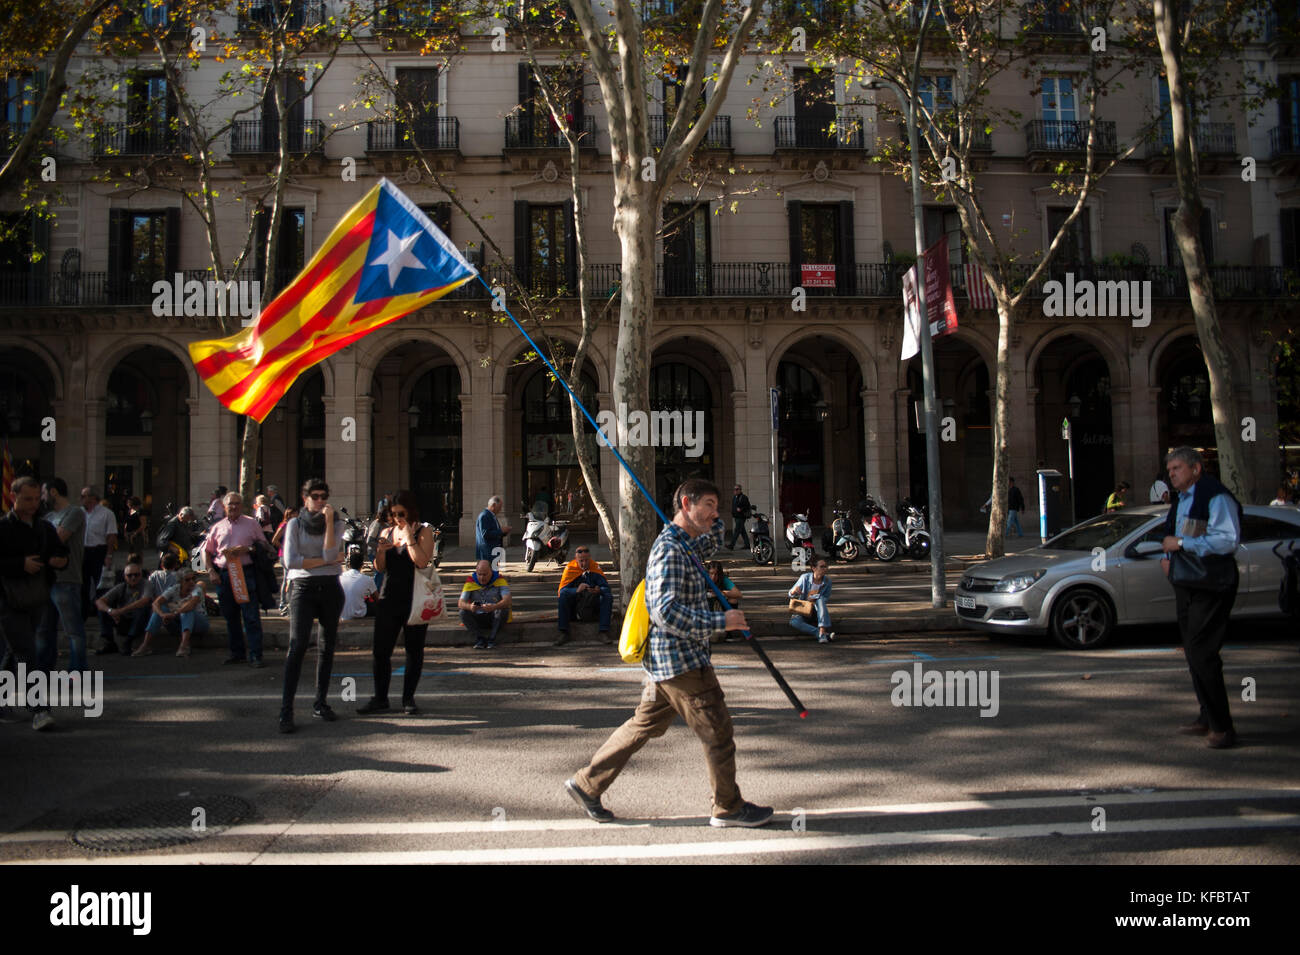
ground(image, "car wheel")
xmin=1050 ymin=588 xmax=1115 ymax=649
xmin=754 ymin=540 xmax=774 ymax=565
xmin=841 ymin=540 xmax=860 ymax=562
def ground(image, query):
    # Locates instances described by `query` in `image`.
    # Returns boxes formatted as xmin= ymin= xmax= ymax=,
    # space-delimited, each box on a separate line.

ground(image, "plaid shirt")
xmin=644 ymin=517 xmax=727 ymax=682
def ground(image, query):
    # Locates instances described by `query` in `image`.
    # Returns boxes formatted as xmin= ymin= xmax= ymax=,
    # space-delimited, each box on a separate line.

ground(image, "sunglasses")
xmin=392 ymin=510 xmax=407 ymax=518
xmin=309 ymin=492 xmax=329 ymax=501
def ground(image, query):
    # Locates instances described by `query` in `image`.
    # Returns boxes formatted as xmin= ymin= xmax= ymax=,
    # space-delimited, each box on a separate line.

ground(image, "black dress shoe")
xmin=279 ymin=713 xmax=295 ymax=734
xmin=402 ymin=701 xmax=420 ymax=715
xmin=564 ymin=778 xmax=614 ymax=822
xmin=356 ymin=699 xmax=391 ymax=715
xmin=1207 ymin=730 xmax=1237 ymax=749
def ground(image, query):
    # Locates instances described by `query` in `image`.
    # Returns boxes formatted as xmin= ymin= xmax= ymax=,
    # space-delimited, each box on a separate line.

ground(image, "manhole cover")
xmin=70 ymin=794 xmax=253 ymax=853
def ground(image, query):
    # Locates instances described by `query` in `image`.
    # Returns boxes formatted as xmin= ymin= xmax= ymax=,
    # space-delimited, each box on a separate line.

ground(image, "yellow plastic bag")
xmin=618 ymin=579 xmax=650 ymax=664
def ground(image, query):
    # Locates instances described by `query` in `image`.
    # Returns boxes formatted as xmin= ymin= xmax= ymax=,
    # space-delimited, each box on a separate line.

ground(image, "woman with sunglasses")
xmin=358 ymin=489 xmax=435 ymax=716
xmin=278 ymin=478 xmax=345 ymax=733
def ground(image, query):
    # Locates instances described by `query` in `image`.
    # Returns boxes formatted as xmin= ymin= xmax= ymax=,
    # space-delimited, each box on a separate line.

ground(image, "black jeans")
xmin=372 ymin=607 xmax=428 ymax=704
xmin=98 ymin=606 xmax=151 ymax=653
xmin=460 ymin=608 xmax=505 ymax=642
xmin=0 ymin=603 xmax=50 ymax=715
xmin=1174 ymin=579 xmax=1238 ymax=734
xmin=82 ymin=545 xmax=107 ymax=622
xmin=281 ymin=577 xmax=344 ymax=713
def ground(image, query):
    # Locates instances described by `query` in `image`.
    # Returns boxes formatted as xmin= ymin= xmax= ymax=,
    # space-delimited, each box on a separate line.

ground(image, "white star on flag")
xmin=370 ymin=230 xmax=427 ymax=286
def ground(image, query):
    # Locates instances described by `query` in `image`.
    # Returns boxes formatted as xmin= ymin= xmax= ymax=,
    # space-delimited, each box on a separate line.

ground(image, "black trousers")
xmin=82 ymin=546 xmax=107 ymax=621
xmin=0 ymin=603 xmax=50 ymax=715
xmin=1174 ymin=579 xmax=1238 ymax=734
xmin=371 ymin=606 xmax=428 ymax=704
xmin=281 ymin=577 xmax=344 ymax=713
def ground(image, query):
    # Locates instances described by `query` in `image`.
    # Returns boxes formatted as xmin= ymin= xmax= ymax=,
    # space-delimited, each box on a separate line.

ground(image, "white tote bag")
xmin=407 ymin=531 xmax=446 ymax=625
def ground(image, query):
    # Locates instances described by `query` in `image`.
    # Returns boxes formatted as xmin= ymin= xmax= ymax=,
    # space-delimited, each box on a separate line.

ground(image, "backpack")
xmin=618 ymin=579 xmax=650 ymax=664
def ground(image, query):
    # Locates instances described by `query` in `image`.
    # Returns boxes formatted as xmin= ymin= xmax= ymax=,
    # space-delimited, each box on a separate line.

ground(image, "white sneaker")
xmin=827 ymin=631 xmax=836 ymax=642
xmin=32 ymin=711 xmax=54 ymax=732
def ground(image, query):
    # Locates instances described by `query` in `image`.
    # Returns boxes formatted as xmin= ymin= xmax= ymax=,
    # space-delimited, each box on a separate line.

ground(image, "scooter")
xmin=899 ymin=498 xmax=932 ymax=560
xmin=859 ymin=495 xmax=903 ymax=562
xmin=431 ymin=522 xmax=449 ymax=568
xmin=522 ymin=510 xmax=570 ymax=572
xmin=748 ymin=507 xmax=775 ymax=566
xmin=822 ymin=500 xmax=861 ymax=562
xmin=784 ymin=512 xmax=817 ymax=568
xmin=338 ymin=508 xmax=368 ymax=556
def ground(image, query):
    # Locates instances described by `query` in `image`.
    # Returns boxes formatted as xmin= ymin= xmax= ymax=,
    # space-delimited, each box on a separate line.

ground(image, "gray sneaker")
xmin=32 ymin=711 xmax=55 ymax=732
xmin=564 ymin=778 xmax=614 ymax=822
xmin=709 ymin=802 xmax=774 ymax=828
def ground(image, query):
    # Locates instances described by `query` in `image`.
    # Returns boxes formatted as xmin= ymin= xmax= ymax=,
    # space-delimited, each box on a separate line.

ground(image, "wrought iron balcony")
xmin=1024 ymin=119 xmax=1117 ymax=154
xmin=238 ymin=0 xmax=327 ymax=32
xmin=1020 ymin=3 xmax=1083 ymax=34
xmin=4 ymin=263 xmax=1298 ymax=307
xmin=504 ymin=114 xmax=596 ymax=149
xmin=92 ymin=121 xmax=187 ymax=157
xmin=372 ymin=0 xmax=450 ymax=31
xmin=1147 ymin=122 xmax=1236 ymax=158
xmin=775 ymin=115 xmax=866 ymax=150
xmin=1271 ymin=125 xmax=1300 ymax=159
xmin=230 ymin=119 xmax=326 ymax=155
xmin=648 ymin=115 xmax=731 ymax=149
xmin=366 ymin=118 xmax=460 ymax=152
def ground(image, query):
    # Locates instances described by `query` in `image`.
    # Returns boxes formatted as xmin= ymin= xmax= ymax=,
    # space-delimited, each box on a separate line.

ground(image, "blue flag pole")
xmin=474 ymin=274 xmax=807 ymax=717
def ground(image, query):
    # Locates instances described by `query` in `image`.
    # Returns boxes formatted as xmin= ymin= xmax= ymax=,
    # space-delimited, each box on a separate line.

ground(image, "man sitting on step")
xmin=555 ymin=546 xmax=613 ymax=647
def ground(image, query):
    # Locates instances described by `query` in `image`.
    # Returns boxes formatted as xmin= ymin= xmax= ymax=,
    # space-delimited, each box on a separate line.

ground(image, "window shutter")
xmin=518 ymin=63 xmax=532 ymax=108
xmin=787 ymin=200 xmax=802 ymax=289
xmin=571 ymin=68 xmax=584 ymax=130
xmin=165 ymin=207 xmax=181 ymax=278
xmin=514 ymin=200 xmax=530 ymax=287
xmin=837 ymin=200 xmax=855 ymax=294
xmin=108 ymin=210 xmax=130 ymax=301
xmin=564 ymin=199 xmax=577 ymax=291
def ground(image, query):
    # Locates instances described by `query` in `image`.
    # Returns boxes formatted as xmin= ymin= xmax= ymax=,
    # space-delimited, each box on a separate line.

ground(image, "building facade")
xmin=1 ymin=2 xmax=1295 ymax=541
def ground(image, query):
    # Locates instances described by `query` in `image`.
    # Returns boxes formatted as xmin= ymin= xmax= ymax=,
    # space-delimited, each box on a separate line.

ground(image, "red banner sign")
xmin=923 ymin=239 xmax=959 ymax=338
xmin=800 ymin=264 xmax=836 ymax=288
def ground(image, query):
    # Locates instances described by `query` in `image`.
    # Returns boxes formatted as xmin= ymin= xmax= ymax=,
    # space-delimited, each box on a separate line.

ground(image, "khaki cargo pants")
xmin=573 ymin=665 xmax=743 ymax=816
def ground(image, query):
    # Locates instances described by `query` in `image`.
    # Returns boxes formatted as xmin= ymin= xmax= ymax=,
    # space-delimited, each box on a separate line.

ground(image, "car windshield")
xmin=1042 ymin=513 xmax=1155 ymax=551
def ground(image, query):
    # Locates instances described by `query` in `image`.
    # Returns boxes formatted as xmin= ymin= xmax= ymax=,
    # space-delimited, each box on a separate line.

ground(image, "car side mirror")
xmin=1130 ymin=540 xmax=1164 ymax=558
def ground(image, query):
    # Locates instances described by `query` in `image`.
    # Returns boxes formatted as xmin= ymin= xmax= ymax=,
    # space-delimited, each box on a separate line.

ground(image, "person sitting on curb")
xmin=94 ymin=561 xmax=152 ymax=655
xmin=133 ymin=569 xmax=211 ymax=657
xmin=339 ymin=549 xmax=378 ymax=621
xmin=707 ymin=560 xmax=744 ymax=642
xmin=459 ymin=558 xmax=511 ymax=650
xmin=555 ymin=546 xmax=613 ymax=646
xmin=788 ymin=557 xmax=835 ymax=644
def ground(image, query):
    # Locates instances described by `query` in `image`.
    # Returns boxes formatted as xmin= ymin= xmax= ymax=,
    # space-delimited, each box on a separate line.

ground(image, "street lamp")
xmin=407 ymin=401 xmax=421 ymax=429
xmin=814 ymin=398 xmax=830 ymax=422
xmin=140 ymin=408 xmax=154 ymax=435
xmin=1068 ymin=393 xmax=1082 ymax=417
xmin=1064 ymin=394 xmax=1081 ymax=524
xmin=861 ymin=0 xmax=946 ymax=608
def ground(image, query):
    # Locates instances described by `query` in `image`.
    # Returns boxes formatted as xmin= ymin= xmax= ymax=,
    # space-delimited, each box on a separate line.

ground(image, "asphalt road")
xmin=2 ymin=622 xmax=1297 ymax=865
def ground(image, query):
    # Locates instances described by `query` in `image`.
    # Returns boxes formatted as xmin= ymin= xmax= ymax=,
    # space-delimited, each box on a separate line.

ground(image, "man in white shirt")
xmin=80 ymin=486 xmax=118 ymax=620
xmin=339 ymin=550 xmax=378 ymax=620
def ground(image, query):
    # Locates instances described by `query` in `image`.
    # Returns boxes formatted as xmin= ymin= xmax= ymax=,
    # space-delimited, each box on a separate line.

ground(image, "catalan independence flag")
xmin=189 ymin=179 xmax=476 ymax=422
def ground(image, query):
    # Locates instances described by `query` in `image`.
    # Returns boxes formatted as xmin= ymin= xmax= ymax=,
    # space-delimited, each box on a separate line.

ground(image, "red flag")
xmin=965 ymin=262 xmax=997 ymax=310
xmin=923 ymin=238 xmax=959 ymax=338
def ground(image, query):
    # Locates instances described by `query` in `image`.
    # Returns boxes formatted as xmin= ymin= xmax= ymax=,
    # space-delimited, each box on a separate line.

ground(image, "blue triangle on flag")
xmin=355 ymin=180 xmax=475 ymax=304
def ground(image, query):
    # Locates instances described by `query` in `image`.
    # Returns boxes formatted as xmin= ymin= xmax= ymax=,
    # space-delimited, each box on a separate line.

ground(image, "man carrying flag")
xmin=189 ymin=179 xmax=477 ymax=421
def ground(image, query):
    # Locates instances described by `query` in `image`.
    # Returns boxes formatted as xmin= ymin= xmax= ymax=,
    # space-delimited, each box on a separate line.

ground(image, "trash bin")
xmin=1037 ymin=469 xmax=1066 ymax=542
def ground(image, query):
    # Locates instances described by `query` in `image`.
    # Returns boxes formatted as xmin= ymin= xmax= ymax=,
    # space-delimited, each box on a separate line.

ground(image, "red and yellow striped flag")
xmin=1 ymin=437 xmax=13 ymax=513
xmin=189 ymin=179 xmax=476 ymax=422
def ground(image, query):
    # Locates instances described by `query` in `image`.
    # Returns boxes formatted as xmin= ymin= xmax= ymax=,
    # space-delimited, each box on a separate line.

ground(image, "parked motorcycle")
xmin=784 ymin=512 xmax=817 ymax=568
xmin=522 ymin=510 xmax=570 ymax=572
xmin=822 ymin=500 xmax=861 ymax=562
xmin=338 ymin=508 xmax=369 ymax=558
xmin=899 ymin=497 xmax=932 ymax=560
xmin=747 ymin=507 xmax=775 ymax=566
xmin=858 ymin=495 xmax=903 ymax=562
xmin=431 ymin=522 xmax=449 ymax=568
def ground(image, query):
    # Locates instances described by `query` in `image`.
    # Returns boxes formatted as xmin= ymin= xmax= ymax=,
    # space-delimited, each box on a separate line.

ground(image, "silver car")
xmin=954 ymin=504 xmax=1300 ymax=648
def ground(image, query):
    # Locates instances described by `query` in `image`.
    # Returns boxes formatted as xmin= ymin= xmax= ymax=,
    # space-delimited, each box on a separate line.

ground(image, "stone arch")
xmin=1026 ymin=324 xmax=1130 ymax=389
xmin=492 ymin=331 xmax=611 ymax=394
xmin=352 ymin=328 xmax=473 ymax=399
xmin=86 ymin=335 xmax=199 ymax=401
xmin=1147 ymin=326 xmax=1249 ymax=390
xmin=397 ymin=355 xmax=465 ymax=410
xmin=650 ymin=328 xmax=747 ymax=393
xmin=0 ymin=337 xmax=65 ymax=401
xmin=764 ymin=324 xmax=878 ymax=391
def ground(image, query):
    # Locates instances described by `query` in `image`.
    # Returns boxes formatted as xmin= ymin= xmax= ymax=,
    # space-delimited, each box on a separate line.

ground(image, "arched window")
xmin=106 ymin=367 xmax=155 ymax=436
xmin=522 ymin=366 xmax=598 ymax=526
xmin=777 ymin=361 xmax=824 ymax=523
xmin=409 ymin=365 xmax=462 ymax=528
xmin=651 ymin=362 xmax=713 ymax=513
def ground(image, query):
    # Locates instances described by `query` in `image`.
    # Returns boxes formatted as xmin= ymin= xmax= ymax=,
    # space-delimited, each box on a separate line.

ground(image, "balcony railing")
xmin=504 ymin=114 xmax=596 ymax=149
xmin=648 ymin=115 xmax=731 ymax=149
xmin=372 ymin=0 xmax=448 ymax=30
xmin=366 ymin=117 xmax=460 ymax=151
xmin=1148 ymin=122 xmax=1237 ymax=158
xmin=238 ymin=0 xmax=327 ymax=32
xmin=775 ymin=115 xmax=866 ymax=149
xmin=8 ymin=263 xmax=1296 ymax=308
xmin=1025 ymin=119 xmax=1117 ymax=154
xmin=230 ymin=119 xmax=326 ymax=154
xmin=1020 ymin=4 xmax=1083 ymax=34
xmin=1270 ymin=125 xmax=1300 ymax=158
xmin=92 ymin=121 xmax=187 ymax=157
